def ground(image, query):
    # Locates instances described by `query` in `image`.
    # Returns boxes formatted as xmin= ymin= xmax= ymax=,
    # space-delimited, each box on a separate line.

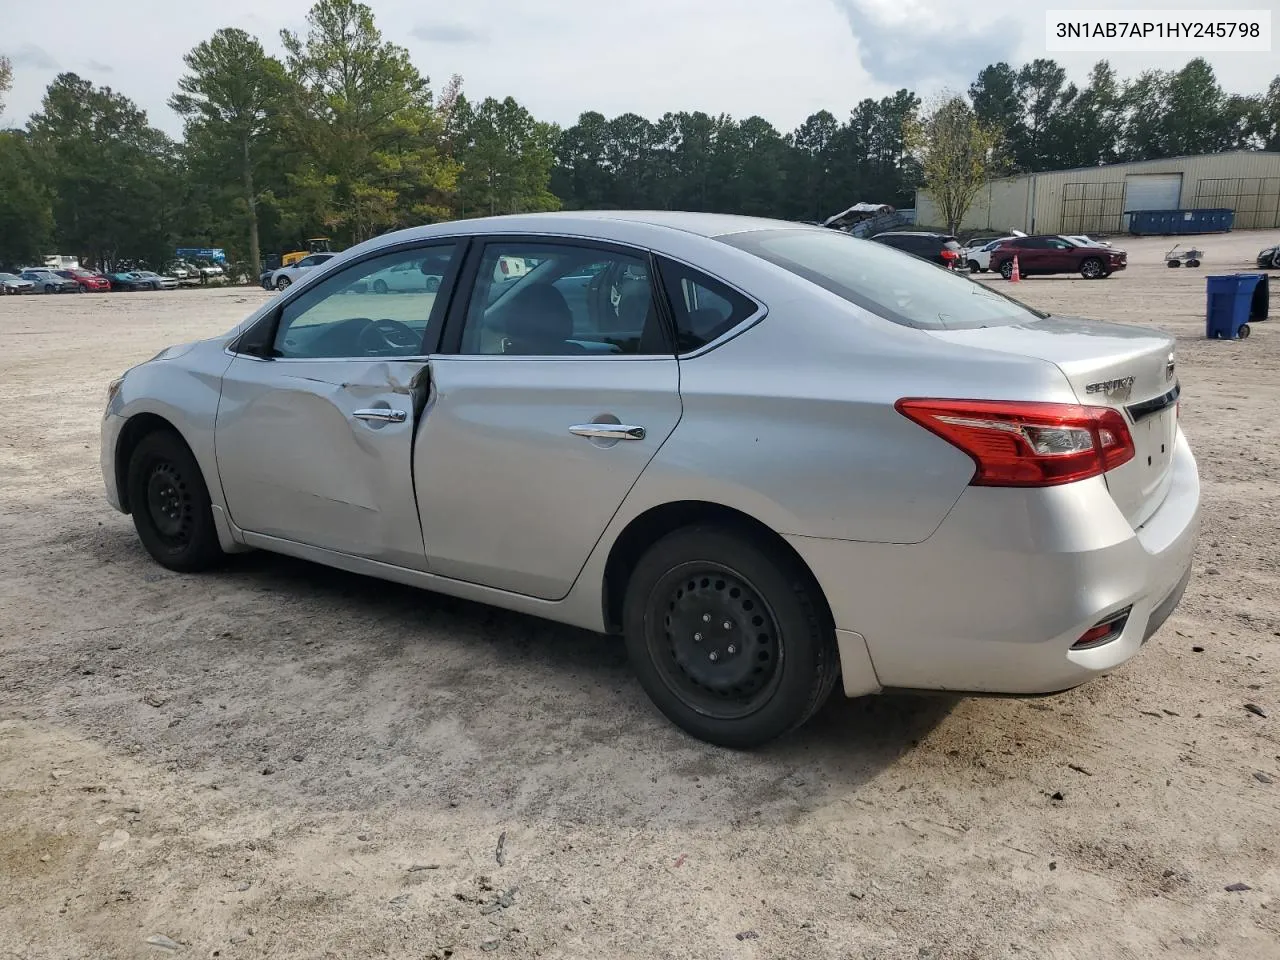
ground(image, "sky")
xmin=1 ymin=0 xmax=1276 ymax=137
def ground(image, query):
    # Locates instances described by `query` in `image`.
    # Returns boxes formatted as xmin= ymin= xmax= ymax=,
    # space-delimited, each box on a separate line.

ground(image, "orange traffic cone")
xmin=1009 ymin=255 xmax=1022 ymax=282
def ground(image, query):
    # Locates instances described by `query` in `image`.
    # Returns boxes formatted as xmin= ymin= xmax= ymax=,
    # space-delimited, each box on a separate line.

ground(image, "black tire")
xmin=1080 ymin=257 xmax=1104 ymax=279
xmin=998 ymin=260 xmax=1014 ymax=280
xmin=1167 ymin=260 xmax=1181 ymax=268
xmin=276 ymin=276 xmax=291 ymax=290
xmin=125 ymin=429 xmax=223 ymax=572
xmin=1239 ymin=323 xmax=1252 ymax=340
xmin=44 ymin=284 xmax=56 ymax=294
xmin=967 ymin=260 xmax=981 ymax=273
xmin=373 ymin=278 xmax=389 ymax=294
xmin=622 ymin=525 xmax=839 ymax=748
xmin=1187 ymin=259 xmax=1200 ymax=268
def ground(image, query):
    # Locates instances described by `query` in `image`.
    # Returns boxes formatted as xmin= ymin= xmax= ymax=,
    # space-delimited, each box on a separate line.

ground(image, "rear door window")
xmin=656 ymin=259 xmax=759 ymax=353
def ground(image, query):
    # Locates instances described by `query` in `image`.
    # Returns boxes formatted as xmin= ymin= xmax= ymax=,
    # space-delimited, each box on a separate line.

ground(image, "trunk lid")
xmin=928 ymin=315 xmax=1178 ymax=528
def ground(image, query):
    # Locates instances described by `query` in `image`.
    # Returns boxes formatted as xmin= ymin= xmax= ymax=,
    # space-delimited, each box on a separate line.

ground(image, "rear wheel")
xmin=623 ymin=526 xmax=838 ymax=748
xmin=1080 ymin=257 xmax=1104 ymax=279
xmin=125 ymin=430 xmax=223 ymax=572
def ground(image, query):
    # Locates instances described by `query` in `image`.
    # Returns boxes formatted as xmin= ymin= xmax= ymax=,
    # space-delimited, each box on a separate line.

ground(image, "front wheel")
xmin=1080 ymin=257 xmax=1104 ymax=279
xmin=276 ymin=276 xmax=291 ymax=290
xmin=999 ymin=260 xmax=1014 ymax=280
xmin=373 ymin=279 xmax=389 ymax=294
xmin=623 ymin=526 xmax=838 ymax=748
xmin=967 ymin=260 xmax=981 ymax=273
xmin=45 ymin=284 xmax=56 ymax=294
xmin=125 ymin=430 xmax=223 ymax=572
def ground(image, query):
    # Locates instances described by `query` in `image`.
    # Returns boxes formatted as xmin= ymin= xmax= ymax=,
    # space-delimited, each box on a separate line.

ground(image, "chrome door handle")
xmin=352 ymin=408 xmax=407 ymax=423
xmin=569 ymin=424 xmax=646 ymax=441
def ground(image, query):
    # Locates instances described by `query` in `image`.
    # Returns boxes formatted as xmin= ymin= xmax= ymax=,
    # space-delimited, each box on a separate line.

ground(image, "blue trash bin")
xmin=1206 ymin=274 xmax=1270 ymax=340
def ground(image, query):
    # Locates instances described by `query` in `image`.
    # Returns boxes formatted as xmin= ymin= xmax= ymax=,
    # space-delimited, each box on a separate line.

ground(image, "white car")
xmin=197 ymin=262 xmax=225 ymax=278
xmin=965 ymin=237 xmax=1015 ymax=273
xmin=269 ymin=253 xmax=336 ymax=291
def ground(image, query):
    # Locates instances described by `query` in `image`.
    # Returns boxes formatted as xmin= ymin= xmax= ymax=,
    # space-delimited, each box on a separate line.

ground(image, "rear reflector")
xmin=895 ymin=398 xmax=1135 ymax=487
xmin=1072 ymin=607 xmax=1132 ymax=649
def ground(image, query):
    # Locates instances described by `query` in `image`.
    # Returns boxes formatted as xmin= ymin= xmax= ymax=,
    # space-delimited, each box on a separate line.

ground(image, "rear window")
xmin=718 ymin=228 xmax=1047 ymax=331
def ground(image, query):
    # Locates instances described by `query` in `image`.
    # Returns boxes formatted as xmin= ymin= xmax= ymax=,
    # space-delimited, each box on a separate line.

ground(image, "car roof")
xmin=365 ymin=211 xmax=818 ymax=251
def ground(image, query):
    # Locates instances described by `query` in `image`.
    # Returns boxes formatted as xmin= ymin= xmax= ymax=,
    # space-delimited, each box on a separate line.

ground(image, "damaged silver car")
xmin=102 ymin=212 xmax=1200 ymax=747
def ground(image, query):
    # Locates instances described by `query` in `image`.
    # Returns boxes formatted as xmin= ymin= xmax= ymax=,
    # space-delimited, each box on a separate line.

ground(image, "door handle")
xmin=353 ymin=408 xmax=407 ymax=423
xmin=569 ymin=424 xmax=646 ymax=441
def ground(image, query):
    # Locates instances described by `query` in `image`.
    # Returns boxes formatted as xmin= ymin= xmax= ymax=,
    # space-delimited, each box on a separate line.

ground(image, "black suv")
xmin=869 ymin=231 xmax=962 ymax=269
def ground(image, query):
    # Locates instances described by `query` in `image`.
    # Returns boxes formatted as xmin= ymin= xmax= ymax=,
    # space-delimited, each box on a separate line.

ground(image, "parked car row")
xmin=868 ymin=231 xmax=1128 ymax=280
xmin=0 ymin=266 xmax=184 ymax=294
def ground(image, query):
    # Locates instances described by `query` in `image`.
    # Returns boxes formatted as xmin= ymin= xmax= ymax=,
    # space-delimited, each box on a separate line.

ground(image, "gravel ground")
xmin=2 ymin=233 xmax=1279 ymax=960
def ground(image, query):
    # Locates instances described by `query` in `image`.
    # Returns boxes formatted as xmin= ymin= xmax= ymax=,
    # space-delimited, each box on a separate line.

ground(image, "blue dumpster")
xmin=1128 ymin=208 xmax=1235 ymax=235
xmin=1206 ymin=274 xmax=1270 ymax=340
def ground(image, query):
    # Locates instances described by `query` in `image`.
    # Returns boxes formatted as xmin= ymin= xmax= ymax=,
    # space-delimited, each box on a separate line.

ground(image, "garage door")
xmin=1125 ymin=174 xmax=1183 ymax=211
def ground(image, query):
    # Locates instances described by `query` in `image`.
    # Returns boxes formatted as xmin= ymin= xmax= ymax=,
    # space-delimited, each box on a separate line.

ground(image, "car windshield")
xmin=719 ymin=228 xmax=1048 ymax=330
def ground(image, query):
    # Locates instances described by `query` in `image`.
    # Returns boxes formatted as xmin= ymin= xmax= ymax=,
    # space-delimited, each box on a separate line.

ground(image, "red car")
xmin=989 ymin=236 xmax=1127 ymax=280
xmin=57 ymin=268 xmax=111 ymax=292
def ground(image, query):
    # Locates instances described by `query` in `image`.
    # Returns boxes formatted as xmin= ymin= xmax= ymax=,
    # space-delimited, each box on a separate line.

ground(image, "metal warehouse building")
xmin=915 ymin=150 xmax=1280 ymax=236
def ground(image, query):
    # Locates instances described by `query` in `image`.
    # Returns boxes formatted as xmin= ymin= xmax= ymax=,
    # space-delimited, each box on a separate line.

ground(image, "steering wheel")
xmin=357 ymin=317 xmax=421 ymax=354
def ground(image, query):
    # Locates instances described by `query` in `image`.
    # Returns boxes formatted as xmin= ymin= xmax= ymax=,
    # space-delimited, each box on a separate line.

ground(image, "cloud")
xmin=409 ymin=23 xmax=486 ymax=44
xmin=829 ymin=0 xmax=1020 ymax=89
xmin=86 ymin=59 xmax=114 ymax=74
xmin=5 ymin=43 xmax=59 ymax=70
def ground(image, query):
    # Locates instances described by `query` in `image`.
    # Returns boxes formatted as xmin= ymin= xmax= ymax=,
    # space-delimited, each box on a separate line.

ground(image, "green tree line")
xmin=1 ymin=1 xmax=1277 ymax=271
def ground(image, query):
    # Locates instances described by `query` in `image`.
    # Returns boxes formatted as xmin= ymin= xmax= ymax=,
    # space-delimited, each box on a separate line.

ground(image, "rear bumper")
xmin=788 ymin=429 xmax=1200 ymax=697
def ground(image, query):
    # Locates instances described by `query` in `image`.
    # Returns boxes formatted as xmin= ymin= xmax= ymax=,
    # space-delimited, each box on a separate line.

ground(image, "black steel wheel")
xmin=623 ymin=526 xmax=838 ymax=748
xmin=125 ymin=429 xmax=223 ymax=572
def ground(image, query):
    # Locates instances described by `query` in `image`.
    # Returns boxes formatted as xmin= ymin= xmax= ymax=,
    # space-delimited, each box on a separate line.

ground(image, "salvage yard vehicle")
xmin=57 ymin=268 xmax=111 ymax=292
xmin=131 ymin=270 xmax=180 ymax=290
xmin=990 ymin=235 xmax=1128 ymax=280
xmin=21 ymin=268 xmax=81 ymax=293
xmin=1258 ymin=243 xmax=1280 ymax=269
xmin=869 ymin=231 xmax=963 ymax=268
xmin=0 ymin=272 xmax=36 ymax=294
xmin=102 ymin=212 xmax=1200 ymax=747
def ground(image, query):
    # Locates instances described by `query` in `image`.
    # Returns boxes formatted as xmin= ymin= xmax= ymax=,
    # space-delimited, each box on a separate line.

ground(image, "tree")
xmin=28 ymin=73 xmax=180 ymax=267
xmin=909 ymin=95 xmax=999 ymax=235
xmin=170 ymin=29 xmax=288 ymax=271
xmin=452 ymin=95 xmax=560 ymax=217
xmin=0 ymin=131 xmax=53 ymax=266
xmin=280 ymin=0 xmax=456 ymax=242
xmin=0 ymin=55 xmax=12 ymax=117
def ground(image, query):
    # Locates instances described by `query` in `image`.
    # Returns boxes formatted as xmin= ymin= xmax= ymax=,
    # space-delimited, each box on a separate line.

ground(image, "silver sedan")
xmin=100 ymin=212 xmax=1200 ymax=747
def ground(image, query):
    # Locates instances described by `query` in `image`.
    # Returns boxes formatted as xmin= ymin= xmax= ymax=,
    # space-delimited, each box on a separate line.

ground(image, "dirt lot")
xmin=2 ymin=233 xmax=1279 ymax=960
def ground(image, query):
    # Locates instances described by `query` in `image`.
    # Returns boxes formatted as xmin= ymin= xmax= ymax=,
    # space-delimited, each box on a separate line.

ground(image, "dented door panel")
xmin=214 ymin=356 xmax=430 ymax=569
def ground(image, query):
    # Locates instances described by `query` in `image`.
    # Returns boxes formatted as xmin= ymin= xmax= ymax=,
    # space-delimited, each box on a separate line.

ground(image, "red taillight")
xmin=941 ymin=249 xmax=959 ymax=262
xmin=895 ymin=398 xmax=1135 ymax=487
